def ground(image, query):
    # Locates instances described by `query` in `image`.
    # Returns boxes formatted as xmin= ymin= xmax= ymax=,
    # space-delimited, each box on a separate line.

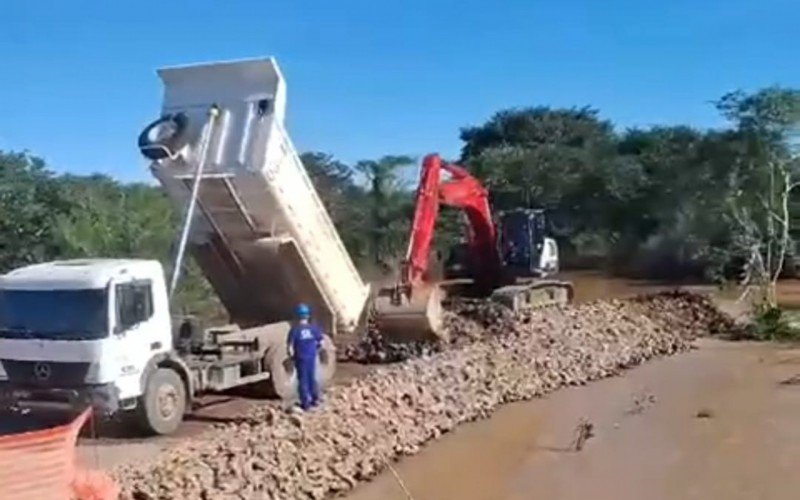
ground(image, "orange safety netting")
xmin=0 ymin=408 xmax=119 ymax=500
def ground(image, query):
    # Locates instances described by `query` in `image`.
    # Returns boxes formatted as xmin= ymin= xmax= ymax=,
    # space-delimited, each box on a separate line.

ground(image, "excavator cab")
xmin=445 ymin=208 xmax=557 ymax=281
xmin=498 ymin=209 xmax=548 ymax=275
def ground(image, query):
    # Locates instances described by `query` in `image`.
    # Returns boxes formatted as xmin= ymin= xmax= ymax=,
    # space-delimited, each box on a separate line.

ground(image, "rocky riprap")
xmin=340 ymin=325 xmax=441 ymax=363
xmin=114 ymin=291 xmax=733 ymax=500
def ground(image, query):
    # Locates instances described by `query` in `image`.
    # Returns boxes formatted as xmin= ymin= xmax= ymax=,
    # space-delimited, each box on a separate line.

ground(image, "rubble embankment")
xmin=115 ymin=291 xmax=733 ymax=500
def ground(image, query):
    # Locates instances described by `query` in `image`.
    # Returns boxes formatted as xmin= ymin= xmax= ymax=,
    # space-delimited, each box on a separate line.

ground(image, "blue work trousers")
xmin=294 ymin=355 xmax=319 ymax=410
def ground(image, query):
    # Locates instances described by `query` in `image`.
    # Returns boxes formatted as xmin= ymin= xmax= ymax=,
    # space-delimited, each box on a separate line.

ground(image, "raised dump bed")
xmin=145 ymin=58 xmax=371 ymax=338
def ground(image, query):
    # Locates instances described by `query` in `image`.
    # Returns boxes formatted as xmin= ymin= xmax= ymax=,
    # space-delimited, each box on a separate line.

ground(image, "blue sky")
xmin=1 ymin=0 xmax=798 ymax=182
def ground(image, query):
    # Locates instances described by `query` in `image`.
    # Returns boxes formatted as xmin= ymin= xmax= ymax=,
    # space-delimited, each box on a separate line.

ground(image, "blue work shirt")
xmin=288 ymin=323 xmax=323 ymax=360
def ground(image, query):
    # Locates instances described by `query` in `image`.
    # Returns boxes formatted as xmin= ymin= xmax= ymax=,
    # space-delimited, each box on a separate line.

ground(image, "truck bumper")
xmin=0 ymin=382 xmax=120 ymax=416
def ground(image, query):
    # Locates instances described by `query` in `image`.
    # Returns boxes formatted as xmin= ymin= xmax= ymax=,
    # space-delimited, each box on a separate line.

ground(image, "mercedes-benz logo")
xmin=33 ymin=362 xmax=51 ymax=381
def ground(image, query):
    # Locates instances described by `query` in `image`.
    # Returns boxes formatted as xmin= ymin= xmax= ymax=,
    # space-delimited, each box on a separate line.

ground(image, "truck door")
xmin=110 ymin=279 xmax=161 ymax=402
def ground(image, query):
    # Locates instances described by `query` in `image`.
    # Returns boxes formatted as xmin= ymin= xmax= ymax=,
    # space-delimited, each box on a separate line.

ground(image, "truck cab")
xmin=0 ymin=257 xmax=337 ymax=435
xmin=0 ymin=259 xmax=180 ymax=432
xmin=0 ymin=58 xmax=363 ymax=436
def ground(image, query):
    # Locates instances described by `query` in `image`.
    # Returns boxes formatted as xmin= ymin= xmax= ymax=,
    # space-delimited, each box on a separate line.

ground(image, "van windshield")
xmin=0 ymin=289 xmax=108 ymax=340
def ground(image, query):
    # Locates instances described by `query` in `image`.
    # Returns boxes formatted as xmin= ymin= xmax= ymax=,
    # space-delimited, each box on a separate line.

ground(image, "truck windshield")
xmin=0 ymin=289 xmax=108 ymax=340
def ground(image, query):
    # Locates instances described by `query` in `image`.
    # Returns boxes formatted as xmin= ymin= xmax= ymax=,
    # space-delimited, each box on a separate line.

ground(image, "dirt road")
xmin=345 ymin=338 xmax=800 ymax=500
xmin=72 ymin=361 xmax=375 ymax=469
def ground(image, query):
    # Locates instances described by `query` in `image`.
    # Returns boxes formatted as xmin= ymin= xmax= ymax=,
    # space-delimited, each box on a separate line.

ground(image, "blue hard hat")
xmin=295 ymin=303 xmax=311 ymax=318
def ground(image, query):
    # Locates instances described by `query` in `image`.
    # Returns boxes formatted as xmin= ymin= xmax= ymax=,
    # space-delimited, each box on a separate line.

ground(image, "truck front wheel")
xmin=137 ymin=368 xmax=186 ymax=435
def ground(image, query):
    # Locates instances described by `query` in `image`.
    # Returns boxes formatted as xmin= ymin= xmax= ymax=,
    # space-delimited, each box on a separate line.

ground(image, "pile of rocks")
xmin=340 ymin=325 xmax=441 ymax=363
xmin=631 ymin=290 xmax=738 ymax=336
xmin=115 ymin=292 xmax=732 ymax=500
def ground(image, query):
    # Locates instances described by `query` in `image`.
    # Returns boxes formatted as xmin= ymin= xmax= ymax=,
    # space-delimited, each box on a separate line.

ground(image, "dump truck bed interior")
xmin=148 ymin=58 xmax=371 ymax=336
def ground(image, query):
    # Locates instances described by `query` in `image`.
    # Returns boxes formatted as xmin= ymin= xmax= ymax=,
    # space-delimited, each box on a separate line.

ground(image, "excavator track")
xmin=490 ymin=279 xmax=574 ymax=312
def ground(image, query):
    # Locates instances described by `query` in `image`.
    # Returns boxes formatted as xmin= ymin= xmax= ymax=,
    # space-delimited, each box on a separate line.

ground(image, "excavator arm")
xmin=376 ymin=152 xmax=500 ymax=342
xmin=403 ymin=153 xmax=502 ymax=289
xmin=401 ymin=154 xmax=441 ymax=286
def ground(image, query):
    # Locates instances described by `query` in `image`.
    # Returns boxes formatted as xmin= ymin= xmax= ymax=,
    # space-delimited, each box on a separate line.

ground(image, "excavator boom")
xmin=377 ymin=153 xmax=499 ymax=343
xmin=402 ymin=154 xmax=442 ymax=286
xmin=404 ymin=153 xmax=502 ymax=290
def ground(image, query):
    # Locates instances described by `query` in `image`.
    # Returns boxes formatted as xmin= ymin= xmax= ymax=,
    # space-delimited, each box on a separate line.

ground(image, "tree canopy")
xmin=1 ymin=85 xmax=799 ymax=317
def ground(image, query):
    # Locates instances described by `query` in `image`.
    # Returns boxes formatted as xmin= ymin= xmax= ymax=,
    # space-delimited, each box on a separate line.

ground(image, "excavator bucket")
xmin=373 ymin=284 xmax=446 ymax=343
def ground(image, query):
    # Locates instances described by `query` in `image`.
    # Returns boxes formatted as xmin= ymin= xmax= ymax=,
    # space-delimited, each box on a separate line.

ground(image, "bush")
xmin=746 ymin=304 xmax=800 ymax=341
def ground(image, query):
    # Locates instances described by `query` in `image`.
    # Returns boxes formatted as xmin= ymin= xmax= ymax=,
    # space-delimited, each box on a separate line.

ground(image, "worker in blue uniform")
xmin=287 ymin=303 xmax=323 ymax=410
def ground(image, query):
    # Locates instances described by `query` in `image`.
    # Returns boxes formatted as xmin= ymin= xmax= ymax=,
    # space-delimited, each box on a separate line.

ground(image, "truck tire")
xmin=267 ymin=349 xmax=297 ymax=402
xmin=316 ymin=335 xmax=336 ymax=389
xmin=267 ymin=335 xmax=336 ymax=402
xmin=137 ymin=112 xmax=190 ymax=161
xmin=137 ymin=368 xmax=186 ymax=435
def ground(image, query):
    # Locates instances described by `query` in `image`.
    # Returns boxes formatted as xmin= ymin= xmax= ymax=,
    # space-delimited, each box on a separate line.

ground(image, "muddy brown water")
xmin=566 ymin=270 xmax=800 ymax=307
xmin=343 ymin=272 xmax=800 ymax=500
xmin=177 ymin=274 xmax=799 ymax=500
xmin=345 ymin=339 xmax=800 ymax=500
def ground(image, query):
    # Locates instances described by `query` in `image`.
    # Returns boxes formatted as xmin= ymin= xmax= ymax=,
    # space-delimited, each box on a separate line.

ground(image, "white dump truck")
xmin=0 ymin=58 xmax=439 ymax=435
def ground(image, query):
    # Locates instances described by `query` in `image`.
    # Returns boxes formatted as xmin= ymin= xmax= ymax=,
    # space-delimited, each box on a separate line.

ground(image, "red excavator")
xmin=375 ymin=153 xmax=574 ymax=341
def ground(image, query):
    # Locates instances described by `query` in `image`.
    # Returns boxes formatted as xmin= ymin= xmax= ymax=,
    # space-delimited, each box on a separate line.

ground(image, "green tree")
xmin=714 ymin=88 xmax=800 ymax=302
xmin=57 ymin=175 xmax=175 ymax=259
xmin=460 ymin=107 xmax=624 ymax=264
xmin=612 ymin=127 xmax=742 ymax=277
xmin=300 ymin=152 xmax=372 ymax=264
xmin=301 ymin=152 xmax=355 ymax=221
xmin=55 ymin=174 xmax=219 ymax=317
xmin=460 ymin=106 xmax=614 ymax=161
xmin=0 ymin=151 xmax=71 ymax=270
xmin=355 ymin=155 xmax=415 ymax=271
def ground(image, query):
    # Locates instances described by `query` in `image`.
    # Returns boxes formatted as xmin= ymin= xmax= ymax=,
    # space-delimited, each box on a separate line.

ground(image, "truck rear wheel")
xmin=137 ymin=368 xmax=186 ymax=435
xmin=317 ymin=335 xmax=337 ymax=389
xmin=267 ymin=335 xmax=336 ymax=403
